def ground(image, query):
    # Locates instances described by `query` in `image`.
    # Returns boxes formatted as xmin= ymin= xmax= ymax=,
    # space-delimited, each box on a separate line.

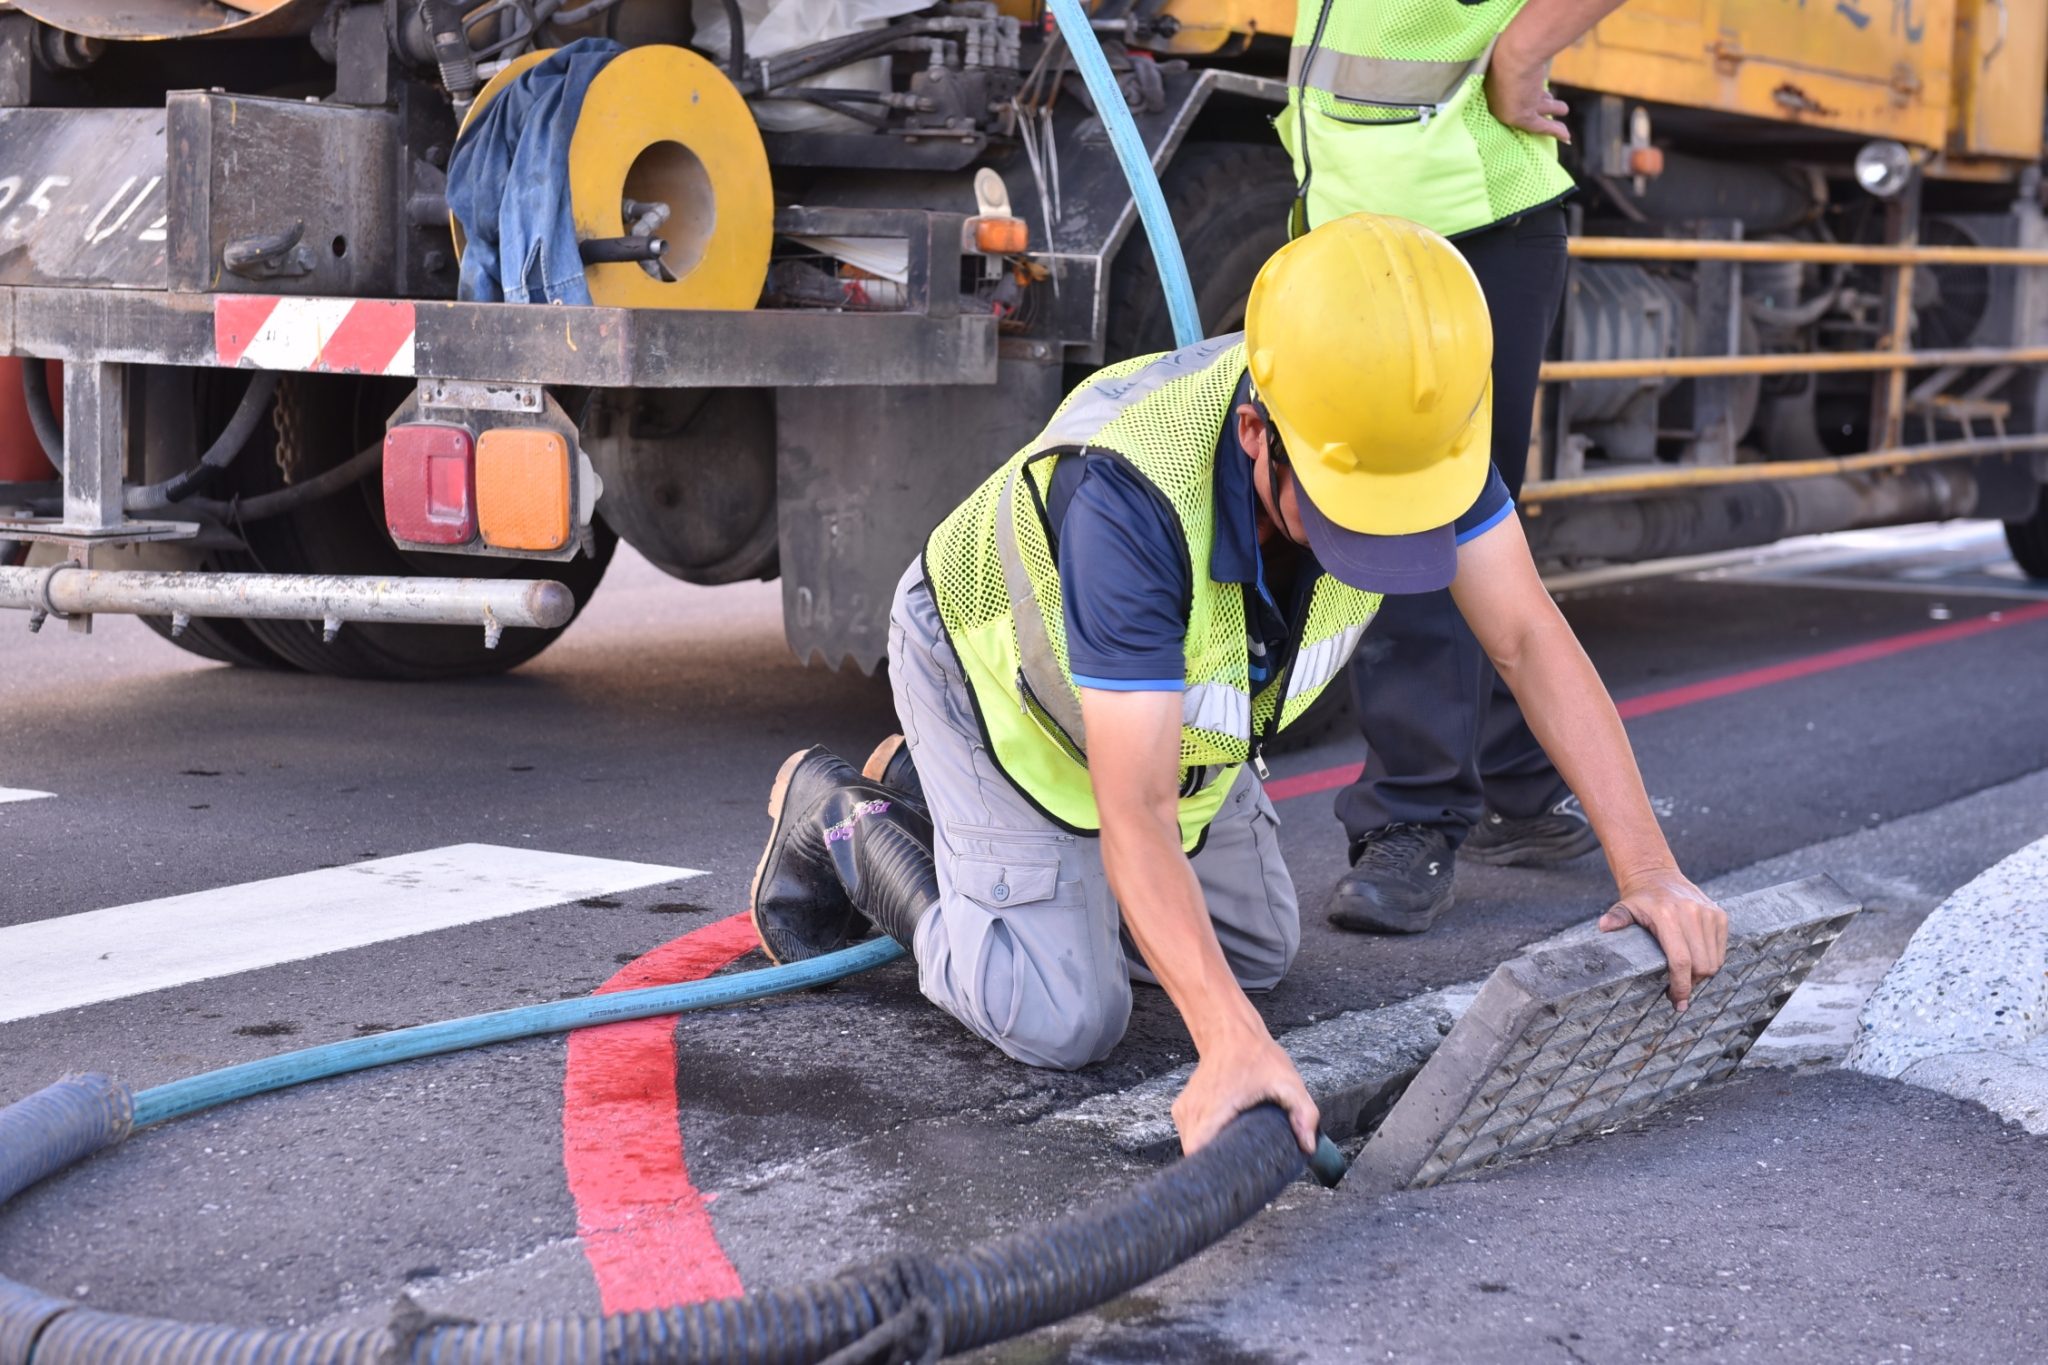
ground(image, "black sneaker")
xmin=1463 ymin=791 xmax=1601 ymax=868
xmin=1328 ymin=825 xmax=1456 ymax=935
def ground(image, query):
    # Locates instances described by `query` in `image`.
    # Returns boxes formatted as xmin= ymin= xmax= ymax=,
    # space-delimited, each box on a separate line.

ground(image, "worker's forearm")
xmin=1100 ymin=806 xmax=1265 ymax=1052
xmin=1494 ymin=616 xmax=1678 ymax=885
xmin=1496 ymin=0 xmax=1630 ymax=69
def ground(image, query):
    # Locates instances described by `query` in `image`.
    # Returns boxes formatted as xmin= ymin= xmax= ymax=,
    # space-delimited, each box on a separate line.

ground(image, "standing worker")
xmin=748 ymin=214 xmax=1726 ymax=1155
xmin=1279 ymin=0 xmax=1632 ymax=933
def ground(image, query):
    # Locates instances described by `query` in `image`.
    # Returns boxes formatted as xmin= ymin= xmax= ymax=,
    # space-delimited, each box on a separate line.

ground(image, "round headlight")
xmin=1855 ymin=141 xmax=1915 ymax=199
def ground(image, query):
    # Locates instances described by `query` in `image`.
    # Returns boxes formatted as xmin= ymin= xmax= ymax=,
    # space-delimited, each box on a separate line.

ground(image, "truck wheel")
xmin=138 ymin=608 xmax=294 ymax=670
xmin=127 ymin=370 xmax=295 ymax=670
xmin=1103 ymin=142 xmax=1297 ymax=361
xmin=2007 ymin=483 xmax=2048 ymax=580
xmin=219 ymin=373 xmax=614 ymax=680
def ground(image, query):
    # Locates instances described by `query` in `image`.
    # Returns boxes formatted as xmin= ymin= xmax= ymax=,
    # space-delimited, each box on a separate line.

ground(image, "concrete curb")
xmin=1845 ymin=834 xmax=2048 ymax=1134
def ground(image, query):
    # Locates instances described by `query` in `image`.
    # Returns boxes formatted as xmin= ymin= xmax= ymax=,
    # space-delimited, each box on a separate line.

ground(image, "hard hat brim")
xmin=1297 ymin=490 xmax=1459 ymax=595
xmin=1276 ymin=380 xmax=1494 ymax=538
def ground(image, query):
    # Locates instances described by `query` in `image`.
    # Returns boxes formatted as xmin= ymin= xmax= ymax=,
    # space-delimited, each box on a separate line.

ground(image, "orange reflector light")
xmin=477 ymin=428 xmax=572 ymax=552
xmin=973 ymin=216 xmax=1029 ymax=255
xmin=383 ymin=424 xmax=475 ymax=545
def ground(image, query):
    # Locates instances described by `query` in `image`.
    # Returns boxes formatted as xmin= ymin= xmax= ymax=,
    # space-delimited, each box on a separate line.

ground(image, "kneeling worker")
xmin=750 ymin=214 xmax=1727 ymax=1156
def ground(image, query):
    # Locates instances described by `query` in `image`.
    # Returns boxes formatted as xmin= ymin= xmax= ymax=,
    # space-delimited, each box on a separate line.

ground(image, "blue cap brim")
xmin=1296 ymin=484 xmax=1458 ymax=594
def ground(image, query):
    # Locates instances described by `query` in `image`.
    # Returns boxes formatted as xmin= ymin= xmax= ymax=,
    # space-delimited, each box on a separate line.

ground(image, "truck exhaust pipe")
xmin=0 ymin=566 xmax=575 ymax=646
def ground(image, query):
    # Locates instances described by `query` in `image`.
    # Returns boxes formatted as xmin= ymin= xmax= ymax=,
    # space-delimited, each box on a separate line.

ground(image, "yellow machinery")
xmin=1098 ymin=0 xmax=2048 ymax=562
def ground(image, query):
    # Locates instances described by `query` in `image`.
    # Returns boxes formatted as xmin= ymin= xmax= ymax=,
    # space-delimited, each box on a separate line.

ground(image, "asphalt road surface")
xmin=2 ymin=520 xmax=2045 ymax=1362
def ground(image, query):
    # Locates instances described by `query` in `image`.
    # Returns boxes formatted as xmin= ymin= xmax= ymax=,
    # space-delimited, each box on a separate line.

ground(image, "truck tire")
xmin=218 ymin=373 xmax=613 ymax=680
xmin=127 ymin=371 xmax=295 ymax=670
xmin=139 ymin=608 xmax=294 ymax=671
xmin=1102 ymin=141 xmax=1356 ymax=754
xmin=2007 ymin=483 xmax=2048 ymax=580
xmin=1103 ymin=142 xmax=1297 ymax=361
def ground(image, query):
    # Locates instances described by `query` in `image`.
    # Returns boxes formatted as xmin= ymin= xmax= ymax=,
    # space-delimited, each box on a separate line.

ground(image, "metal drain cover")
xmin=1354 ymin=876 xmax=1859 ymax=1192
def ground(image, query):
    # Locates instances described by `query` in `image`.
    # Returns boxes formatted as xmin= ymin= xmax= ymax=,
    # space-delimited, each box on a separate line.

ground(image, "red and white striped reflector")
xmin=214 ymin=296 xmax=416 ymax=376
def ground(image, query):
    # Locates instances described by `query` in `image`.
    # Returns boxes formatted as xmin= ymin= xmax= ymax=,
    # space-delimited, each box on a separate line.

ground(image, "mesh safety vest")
xmin=924 ymin=335 xmax=1382 ymax=849
xmin=1277 ymin=0 xmax=1576 ymax=239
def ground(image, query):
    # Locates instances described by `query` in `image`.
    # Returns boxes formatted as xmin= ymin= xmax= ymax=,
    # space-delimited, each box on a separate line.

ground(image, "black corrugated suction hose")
xmin=0 ymin=1073 xmax=1310 ymax=1364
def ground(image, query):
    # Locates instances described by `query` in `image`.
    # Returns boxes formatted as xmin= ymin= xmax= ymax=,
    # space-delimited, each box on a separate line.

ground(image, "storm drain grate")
xmin=1354 ymin=876 xmax=1859 ymax=1192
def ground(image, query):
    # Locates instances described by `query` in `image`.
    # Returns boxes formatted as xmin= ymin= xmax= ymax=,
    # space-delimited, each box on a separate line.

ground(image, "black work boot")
xmin=750 ymin=746 xmax=940 ymax=964
xmin=1328 ymin=824 xmax=1456 ymax=935
xmin=861 ymin=733 xmax=925 ymax=810
xmin=1464 ymin=789 xmax=1600 ymax=868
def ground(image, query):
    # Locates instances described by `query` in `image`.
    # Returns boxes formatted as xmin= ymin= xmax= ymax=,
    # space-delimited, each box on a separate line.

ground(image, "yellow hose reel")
xmin=456 ymin=45 xmax=774 ymax=310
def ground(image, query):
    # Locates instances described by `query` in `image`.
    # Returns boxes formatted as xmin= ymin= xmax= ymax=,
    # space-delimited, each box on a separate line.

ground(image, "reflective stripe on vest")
xmin=1182 ymin=680 xmax=1251 ymax=743
xmin=995 ymin=470 xmax=1089 ymax=750
xmin=1284 ymin=620 xmax=1367 ymax=710
xmin=1284 ymin=41 xmax=1495 ymax=111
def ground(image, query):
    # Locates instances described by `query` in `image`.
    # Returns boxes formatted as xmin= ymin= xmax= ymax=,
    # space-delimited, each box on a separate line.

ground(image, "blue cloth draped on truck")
xmin=445 ymin=38 xmax=624 ymax=306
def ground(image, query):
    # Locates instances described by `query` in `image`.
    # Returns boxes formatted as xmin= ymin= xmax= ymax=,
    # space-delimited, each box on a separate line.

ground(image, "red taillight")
xmin=383 ymin=424 xmax=476 ymax=545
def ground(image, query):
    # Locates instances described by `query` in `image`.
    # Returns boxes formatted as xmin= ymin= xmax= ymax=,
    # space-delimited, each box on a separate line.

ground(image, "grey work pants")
xmin=886 ymin=563 xmax=1300 ymax=1071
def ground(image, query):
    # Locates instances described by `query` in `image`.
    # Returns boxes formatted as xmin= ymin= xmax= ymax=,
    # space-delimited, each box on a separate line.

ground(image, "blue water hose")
xmin=134 ymin=931 xmax=1339 ymax=1175
xmin=1043 ymin=0 xmax=1203 ymax=350
xmin=133 ymin=936 xmax=907 ymax=1127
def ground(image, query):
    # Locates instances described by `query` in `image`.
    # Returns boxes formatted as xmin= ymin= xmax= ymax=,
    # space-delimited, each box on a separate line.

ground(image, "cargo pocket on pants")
xmin=933 ymin=830 xmax=1127 ymax=1069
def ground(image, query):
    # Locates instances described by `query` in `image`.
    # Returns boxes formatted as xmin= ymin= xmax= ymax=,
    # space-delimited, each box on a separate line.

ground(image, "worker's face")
xmin=1237 ymin=404 xmax=1309 ymax=547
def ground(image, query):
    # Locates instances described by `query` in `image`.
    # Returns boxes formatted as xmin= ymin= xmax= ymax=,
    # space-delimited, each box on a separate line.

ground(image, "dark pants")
xmin=1336 ymin=206 xmax=1570 ymax=848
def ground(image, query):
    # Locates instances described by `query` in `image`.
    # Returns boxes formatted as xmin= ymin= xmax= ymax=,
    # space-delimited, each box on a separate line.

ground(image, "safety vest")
xmin=923 ymin=335 xmax=1382 ymax=849
xmin=1277 ymin=0 xmax=1577 ymax=240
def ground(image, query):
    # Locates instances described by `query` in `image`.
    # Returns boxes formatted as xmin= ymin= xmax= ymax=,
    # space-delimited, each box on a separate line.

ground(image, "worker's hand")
xmin=1172 ymin=1026 xmax=1319 ymax=1157
xmin=1485 ymin=57 xmax=1571 ymax=142
xmin=1600 ymin=869 xmax=1729 ymax=1012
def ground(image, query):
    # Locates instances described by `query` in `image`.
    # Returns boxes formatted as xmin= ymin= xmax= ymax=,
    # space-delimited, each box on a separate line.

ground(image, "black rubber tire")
xmin=1102 ymin=141 xmax=1298 ymax=362
xmin=137 ymin=608 xmax=293 ymax=670
xmin=2006 ymin=482 xmax=2048 ymax=580
xmin=218 ymin=373 xmax=613 ymax=680
xmin=131 ymin=369 xmax=295 ymax=670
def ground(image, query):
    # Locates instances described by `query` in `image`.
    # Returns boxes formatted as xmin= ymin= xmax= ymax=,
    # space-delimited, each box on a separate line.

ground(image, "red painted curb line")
xmin=1263 ymin=601 xmax=2048 ymax=805
xmin=562 ymin=912 xmax=760 ymax=1312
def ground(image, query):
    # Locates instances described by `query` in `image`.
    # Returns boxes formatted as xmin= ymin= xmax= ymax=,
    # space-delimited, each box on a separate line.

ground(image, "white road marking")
xmin=0 ymin=787 xmax=53 ymax=805
xmin=0 ymin=844 xmax=702 ymax=1024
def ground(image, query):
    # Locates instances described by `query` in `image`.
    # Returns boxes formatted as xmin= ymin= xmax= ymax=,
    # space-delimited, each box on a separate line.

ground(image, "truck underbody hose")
xmin=130 ymin=373 xmax=282 ymax=510
xmin=17 ymin=358 xmax=62 ymax=467
xmin=720 ymin=0 xmax=747 ymax=82
xmin=0 ymin=939 xmax=1310 ymax=1365
xmin=18 ymin=363 xmax=282 ymax=511
xmin=177 ymin=436 xmax=381 ymax=524
xmin=15 ymin=434 xmax=378 ymax=526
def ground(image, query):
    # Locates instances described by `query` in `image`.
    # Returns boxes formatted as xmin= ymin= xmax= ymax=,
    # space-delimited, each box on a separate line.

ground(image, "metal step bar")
xmin=0 ymin=565 xmax=573 ymax=645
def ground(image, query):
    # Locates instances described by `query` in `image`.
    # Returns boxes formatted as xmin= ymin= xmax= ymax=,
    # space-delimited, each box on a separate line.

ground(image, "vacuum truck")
xmin=0 ymin=0 xmax=2044 ymax=678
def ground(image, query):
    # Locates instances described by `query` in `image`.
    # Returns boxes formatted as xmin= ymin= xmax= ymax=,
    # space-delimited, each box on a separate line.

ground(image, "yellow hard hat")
xmin=1244 ymin=213 xmax=1494 ymax=538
